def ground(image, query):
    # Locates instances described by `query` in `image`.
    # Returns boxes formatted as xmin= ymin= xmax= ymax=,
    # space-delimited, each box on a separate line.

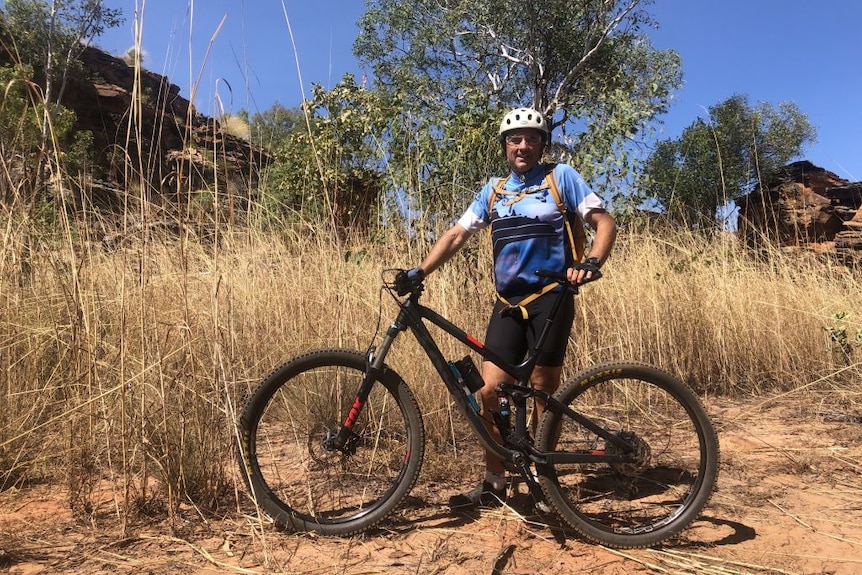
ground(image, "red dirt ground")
xmin=2 ymin=396 xmax=860 ymax=575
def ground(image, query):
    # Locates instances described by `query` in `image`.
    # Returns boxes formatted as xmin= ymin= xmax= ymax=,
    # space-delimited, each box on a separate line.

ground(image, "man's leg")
xmin=530 ymin=364 xmax=563 ymax=435
xmin=448 ymin=360 xmax=511 ymax=508
xmin=531 ymin=365 xmax=562 ymax=414
xmin=478 ymin=360 xmax=513 ymax=476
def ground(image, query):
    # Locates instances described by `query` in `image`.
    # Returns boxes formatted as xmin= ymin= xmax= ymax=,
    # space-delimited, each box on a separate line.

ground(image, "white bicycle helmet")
xmin=499 ymin=107 xmax=549 ymax=137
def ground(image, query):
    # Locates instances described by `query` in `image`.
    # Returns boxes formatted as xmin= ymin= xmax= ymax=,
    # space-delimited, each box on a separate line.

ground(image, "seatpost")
xmin=524 ymin=283 xmax=574 ymax=370
xmin=528 ymin=267 xmax=602 ymax=364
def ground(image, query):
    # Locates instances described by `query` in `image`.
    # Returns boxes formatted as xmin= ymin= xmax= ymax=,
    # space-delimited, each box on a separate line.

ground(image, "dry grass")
xmin=584 ymin=223 xmax=862 ymax=395
xmin=1 ymin=205 xmax=860 ymax=521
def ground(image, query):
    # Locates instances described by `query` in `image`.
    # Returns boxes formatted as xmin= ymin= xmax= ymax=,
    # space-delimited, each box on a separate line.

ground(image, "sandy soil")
xmin=1 ymin=396 xmax=860 ymax=575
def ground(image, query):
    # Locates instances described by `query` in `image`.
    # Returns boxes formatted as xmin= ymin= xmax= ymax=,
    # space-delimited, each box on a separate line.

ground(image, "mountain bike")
xmin=238 ymin=266 xmax=720 ymax=549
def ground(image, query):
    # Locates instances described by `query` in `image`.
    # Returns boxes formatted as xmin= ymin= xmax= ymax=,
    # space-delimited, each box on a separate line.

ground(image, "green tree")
xmin=354 ymin=0 xmax=682 ymax=190
xmin=239 ymin=102 xmax=304 ymax=151
xmin=0 ymin=62 xmax=89 ymax=205
xmin=1 ymin=0 xmax=123 ymax=198
xmin=2 ymin=0 xmax=123 ymax=107
xmin=0 ymin=64 xmax=42 ymax=203
xmin=641 ymin=94 xmax=817 ymax=226
xmin=263 ymin=74 xmax=395 ymax=237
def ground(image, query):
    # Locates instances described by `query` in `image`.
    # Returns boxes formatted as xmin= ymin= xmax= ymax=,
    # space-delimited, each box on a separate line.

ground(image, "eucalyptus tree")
xmin=641 ymin=94 xmax=816 ymax=227
xmin=260 ymin=74 xmax=397 ymax=236
xmin=354 ymin=0 xmax=681 ymax=195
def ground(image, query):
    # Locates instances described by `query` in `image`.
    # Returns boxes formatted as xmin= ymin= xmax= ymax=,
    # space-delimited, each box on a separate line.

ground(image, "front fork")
xmin=327 ymin=315 xmax=405 ymax=452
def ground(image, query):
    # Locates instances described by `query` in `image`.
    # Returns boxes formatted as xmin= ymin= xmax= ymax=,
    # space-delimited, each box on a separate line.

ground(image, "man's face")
xmin=504 ymin=128 xmax=545 ymax=173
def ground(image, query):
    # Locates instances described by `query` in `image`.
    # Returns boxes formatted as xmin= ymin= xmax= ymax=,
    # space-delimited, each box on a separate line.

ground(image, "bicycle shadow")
xmin=518 ymin=494 xmax=757 ymax=549
xmin=366 ymin=489 xmax=575 ymax=535
xmin=372 ymin=491 xmax=756 ymax=551
xmin=673 ymin=515 xmax=757 ymax=548
xmin=537 ymin=512 xmax=756 ymax=549
xmin=365 ymin=494 xmax=491 ymax=534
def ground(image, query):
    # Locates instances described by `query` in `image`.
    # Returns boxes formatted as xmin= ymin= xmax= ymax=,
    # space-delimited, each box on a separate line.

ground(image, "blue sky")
xmin=96 ymin=1 xmax=862 ymax=182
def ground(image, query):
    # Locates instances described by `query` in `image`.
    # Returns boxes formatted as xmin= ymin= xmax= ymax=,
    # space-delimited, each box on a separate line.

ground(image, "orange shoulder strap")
xmin=544 ymin=165 xmax=586 ymax=262
xmin=487 ymin=176 xmax=511 ymax=214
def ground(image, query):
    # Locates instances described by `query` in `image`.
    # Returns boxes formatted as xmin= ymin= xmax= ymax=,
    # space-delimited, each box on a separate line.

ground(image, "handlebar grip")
xmin=535 ymin=269 xmax=569 ymax=282
xmin=393 ymin=268 xmax=425 ymax=296
xmin=535 ymin=265 xmax=602 ymax=284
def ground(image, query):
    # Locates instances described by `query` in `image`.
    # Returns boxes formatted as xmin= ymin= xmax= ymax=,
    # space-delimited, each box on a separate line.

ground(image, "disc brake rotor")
xmin=606 ymin=431 xmax=652 ymax=477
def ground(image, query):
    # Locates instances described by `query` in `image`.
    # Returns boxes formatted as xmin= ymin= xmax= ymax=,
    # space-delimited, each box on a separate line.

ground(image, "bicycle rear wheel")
xmin=535 ymin=362 xmax=719 ymax=549
xmin=239 ymin=349 xmax=425 ymax=536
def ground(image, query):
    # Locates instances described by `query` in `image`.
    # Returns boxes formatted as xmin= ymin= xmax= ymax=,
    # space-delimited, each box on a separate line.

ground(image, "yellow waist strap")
xmin=496 ymin=282 xmax=560 ymax=320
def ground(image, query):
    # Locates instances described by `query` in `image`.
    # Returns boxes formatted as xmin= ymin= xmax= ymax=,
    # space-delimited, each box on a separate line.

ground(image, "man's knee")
xmin=480 ymin=363 xmax=510 ymax=408
xmin=478 ymin=381 xmax=498 ymax=407
xmin=532 ymin=366 xmax=562 ymax=393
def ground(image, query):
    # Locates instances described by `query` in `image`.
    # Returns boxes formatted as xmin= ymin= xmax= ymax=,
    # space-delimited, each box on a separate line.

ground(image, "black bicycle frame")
xmin=335 ymin=282 xmax=636 ymax=467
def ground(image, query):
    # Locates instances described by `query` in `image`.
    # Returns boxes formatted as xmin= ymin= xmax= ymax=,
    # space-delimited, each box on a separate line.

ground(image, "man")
xmin=410 ymin=106 xmax=617 ymax=508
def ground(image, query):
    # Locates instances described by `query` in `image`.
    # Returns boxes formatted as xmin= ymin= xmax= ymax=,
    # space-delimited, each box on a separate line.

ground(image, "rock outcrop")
xmin=72 ymin=45 xmax=270 ymax=205
xmin=0 ymin=34 xmax=270 ymax=210
xmin=737 ymin=161 xmax=862 ymax=260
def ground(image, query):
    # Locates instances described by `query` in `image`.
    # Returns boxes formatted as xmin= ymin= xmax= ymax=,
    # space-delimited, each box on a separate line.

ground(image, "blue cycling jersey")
xmin=457 ymin=163 xmax=603 ymax=298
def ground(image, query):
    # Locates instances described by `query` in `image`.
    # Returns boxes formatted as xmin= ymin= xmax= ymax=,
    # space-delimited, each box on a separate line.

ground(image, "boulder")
xmin=71 ymin=45 xmax=271 ymax=203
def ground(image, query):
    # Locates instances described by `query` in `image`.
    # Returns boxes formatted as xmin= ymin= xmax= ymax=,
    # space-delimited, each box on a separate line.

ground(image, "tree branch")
xmin=548 ymin=0 xmax=641 ymax=115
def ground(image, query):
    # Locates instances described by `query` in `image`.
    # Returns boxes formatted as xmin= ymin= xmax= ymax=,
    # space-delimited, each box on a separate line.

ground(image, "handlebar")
xmin=389 ymin=261 xmax=602 ymax=298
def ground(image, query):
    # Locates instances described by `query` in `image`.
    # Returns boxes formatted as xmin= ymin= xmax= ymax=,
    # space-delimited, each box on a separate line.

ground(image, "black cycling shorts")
xmin=484 ymin=291 xmax=575 ymax=368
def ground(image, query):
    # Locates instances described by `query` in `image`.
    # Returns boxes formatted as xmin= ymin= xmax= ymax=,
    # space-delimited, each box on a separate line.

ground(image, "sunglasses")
xmin=505 ymin=134 xmax=544 ymax=146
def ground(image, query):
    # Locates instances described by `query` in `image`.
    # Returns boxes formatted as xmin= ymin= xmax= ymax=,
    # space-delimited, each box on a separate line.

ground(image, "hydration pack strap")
xmin=496 ymin=281 xmax=561 ymax=320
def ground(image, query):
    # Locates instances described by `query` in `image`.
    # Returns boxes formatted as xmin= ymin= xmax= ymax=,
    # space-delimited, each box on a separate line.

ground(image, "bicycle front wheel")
xmin=239 ymin=349 xmax=425 ymax=536
xmin=535 ymin=362 xmax=719 ymax=549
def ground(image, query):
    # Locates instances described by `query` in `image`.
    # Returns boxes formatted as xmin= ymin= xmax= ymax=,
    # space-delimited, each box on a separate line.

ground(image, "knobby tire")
xmin=535 ymin=361 xmax=720 ymax=549
xmin=239 ymin=349 xmax=425 ymax=536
